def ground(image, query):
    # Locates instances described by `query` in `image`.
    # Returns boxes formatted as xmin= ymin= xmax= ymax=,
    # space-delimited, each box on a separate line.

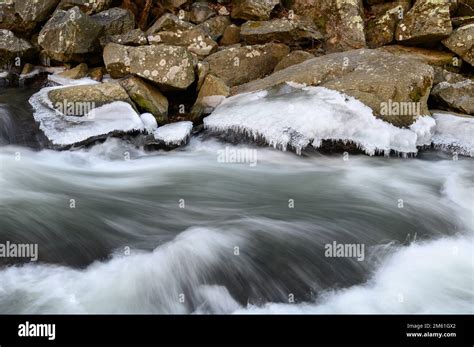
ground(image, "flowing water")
xmin=0 ymin=88 xmax=473 ymax=314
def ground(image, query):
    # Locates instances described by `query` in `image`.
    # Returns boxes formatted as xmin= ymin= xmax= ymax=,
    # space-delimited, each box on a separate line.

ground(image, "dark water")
xmin=0 ymin=88 xmax=472 ymax=314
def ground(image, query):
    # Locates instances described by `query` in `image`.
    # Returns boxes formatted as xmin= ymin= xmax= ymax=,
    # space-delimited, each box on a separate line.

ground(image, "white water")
xmin=0 ymin=138 xmax=472 ymax=314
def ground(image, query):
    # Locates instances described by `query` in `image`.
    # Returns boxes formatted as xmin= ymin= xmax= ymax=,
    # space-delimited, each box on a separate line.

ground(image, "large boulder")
xmin=220 ymin=24 xmax=241 ymax=45
xmin=103 ymin=43 xmax=197 ymax=90
xmin=148 ymin=27 xmax=218 ymax=57
xmin=15 ymin=0 xmax=61 ymax=22
xmin=48 ymin=82 xmax=132 ymax=116
xmin=38 ymin=7 xmax=102 ymax=62
xmin=203 ymin=43 xmax=290 ymax=87
xmin=0 ymin=1 xmax=45 ymax=34
xmin=233 ymin=49 xmax=435 ymax=127
xmin=91 ymin=7 xmax=135 ymax=36
xmin=285 ymin=0 xmax=366 ymax=52
xmin=442 ymin=24 xmax=474 ymax=66
xmin=120 ymin=76 xmax=169 ymax=123
xmin=0 ymin=29 xmax=35 ymax=67
xmin=57 ymin=0 xmax=112 ymax=15
xmin=431 ymin=77 xmax=474 ymax=115
xmin=395 ymin=0 xmax=452 ymax=44
xmin=240 ymin=18 xmax=323 ymax=45
xmin=231 ymin=0 xmax=280 ymax=21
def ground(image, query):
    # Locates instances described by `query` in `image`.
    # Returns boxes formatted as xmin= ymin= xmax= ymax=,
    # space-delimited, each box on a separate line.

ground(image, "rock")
xmin=38 ymin=7 xmax=102 ymax=62
xmin=57 ymin=63 xmax=88 ymax=79
xmin=120 ymin=76 xmax=169 ymax=123
xmin=395 ymin=0 xmax=452 ymax=44
xmin=233 ymin=49 xmax=435 ymax=127
xmin=204 ymin=43 xmax=290 ymax=87
xmin=240 ymin=19 xmax=323 ymax=45
xmin=0 ymin=29 xmax=35 ymax=68
xmin=196 ymin=61 xmax=210 ymax=91
xmin=274 ymin=50 xmax=313 ymax=71
xmin=366 ymin=4 xmax=404 ymax=48
xmin=161 ymin=0 xmax=188 ymax=11
xmin=190 ymin=2 xmax=216 ymax=24
xmin=197 ymin=16 xmax=231 ymax=41
xmin=431 ymin=78 xmax=474 ymax=114
xmin=191 ymin=74 xmax=230 ymax=118
xmin=146 ymin=13 xmax=194 ymax=35
xmin=451 ymin=16 xmax=474 ymax=27
xmin=48 ymin=82 xmax=132 ymax=116
xmin=103 ymin=43 xmax=196 ymax=90
xmin=442 ymin=24 xmax=474 ymax=66
xmin=21 ymin=63 xmax=34 ymax=75
xmin=92 ymin=7 xmax=135 ymax=36
xmin=148 ymin=27 xmax=218 ymax=57
xmin=0 ymin=1 xmax=36 ymax=35
xmin=220 ymin=24 xmax=241 ymax=45
xmin=14 ymin=0 xmax=60 ymax=22
xmin=57 ymin=0 xmax=112 ymax=15
xmin=286 ymin=0 xmax=366 ymax=52
xmin=102 ymin=43 xmax=131 ymax=78
xmin=31 ymin=88 xmax=144 ymax=149
xmin=88 ymin=66 xmax=105 ymax=81
xmin=100 ymin=29 xmax=148 ymax=47
xmin=151 ymin=121 xmax=193 ymax=148
xmin=377 ymin=45 xmax=456 ymax=67
xmin=456 ymin=0 xmax=474 ymax=16
xmin=231 ymin=0 xmax=280 ymax=21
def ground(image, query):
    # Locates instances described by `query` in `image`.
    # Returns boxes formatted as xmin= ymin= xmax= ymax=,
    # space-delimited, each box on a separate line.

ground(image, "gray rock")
xmin=0 ymin=29 xmax=35 ymax=68
xmin=240 ymin=18 xmax=323 ymax=45
xmin=431 ymin=77 xmax=474 ymax=114
xmin=100 ymin=29 xmax=148 ymax=47
xmin=233 ymin=49 xmax=435 ymax=127
xmin=57 ymin=0 xmax=112 ymax=15
xmin=395 ymin=0 xmax=452 ymax=44
xmin=204 ymin=43 xmax=290 ymax=87
xmin=231 ymin=0 xmax=280 ymax=21
xmin=274 ymin=50 xmax=313 ymax=72
xmin=442 ymin=23 xmax=474 ymax=66
xmin=92 ymin=7 xmax=135 ymax=36
xmin=120 ymin=76 xmax=169 ymax=123
xmin=38 ymin=7 xmax=102 ymax=62
xmin=15 ymin=0 xmax=60 ymax=22
xmin=103 ymin=43 xmax=197 ymax=90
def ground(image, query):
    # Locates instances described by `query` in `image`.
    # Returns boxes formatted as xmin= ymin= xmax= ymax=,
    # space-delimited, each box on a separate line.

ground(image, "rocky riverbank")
xmin=0 ymin=0 xmax=473 ymax=155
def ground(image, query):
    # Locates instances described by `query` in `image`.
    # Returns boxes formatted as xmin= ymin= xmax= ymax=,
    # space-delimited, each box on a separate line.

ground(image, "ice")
xmin=48 ymin=73 xmax=100 ymax=87
xmin=153 ymin=121 xmax=193 ymax=146
xmin=409 ymin=116 xmax=436 ymax=147
xmin=140 ymin=113 xmax=158 ymax=133
xmin=29 ymin=87 xmax=144 ymax=148
xmin=204 ymin=84 xmax=425 ymax=156
xmin=432 ymin=112 xmax=474 ymax=157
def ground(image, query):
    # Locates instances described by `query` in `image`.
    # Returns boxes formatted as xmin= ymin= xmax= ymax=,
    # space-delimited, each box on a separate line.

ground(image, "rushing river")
xmin=0 ymin=87 xmax=473 ymax=314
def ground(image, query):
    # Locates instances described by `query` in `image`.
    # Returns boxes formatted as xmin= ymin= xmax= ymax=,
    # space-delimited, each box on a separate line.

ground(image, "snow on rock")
xmin=48 ymin=73 xmax=99 ymax=87
xmin=153 ymin=121 xmax=193 ymax=147
xmin=29 ymin=86 xmax=144 ymax=148
xmin=140 ymin=113 xmax=158 ymax=133
xmin=204 ymin=84 xmax=430 ymax=156
xmin=409 ymin=116 xmax=436 ymax=147
xmin=432 ymin=112 xmax=474 ymax=157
